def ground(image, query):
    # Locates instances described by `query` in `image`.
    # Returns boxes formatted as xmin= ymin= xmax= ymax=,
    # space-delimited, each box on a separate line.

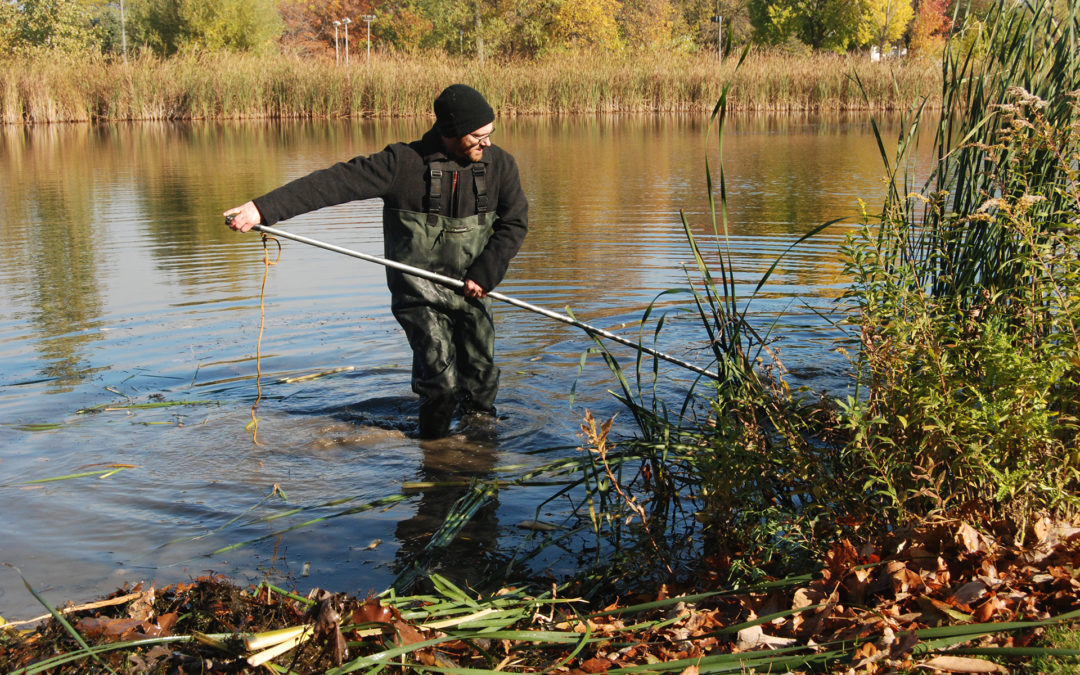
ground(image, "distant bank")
xmin=1 ymin=49 xmax=941 ymax=124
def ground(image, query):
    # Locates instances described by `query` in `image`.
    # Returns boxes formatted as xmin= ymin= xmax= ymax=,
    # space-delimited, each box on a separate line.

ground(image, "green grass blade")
xmin=327 ymin=635 xmax=456 ymax=674
xmin=10 ymin=566 xmax=119 ymax=674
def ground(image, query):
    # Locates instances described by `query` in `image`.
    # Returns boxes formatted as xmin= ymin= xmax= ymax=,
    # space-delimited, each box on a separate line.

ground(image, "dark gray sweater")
xmin=253 ymin=126 xmax=529 ymax=292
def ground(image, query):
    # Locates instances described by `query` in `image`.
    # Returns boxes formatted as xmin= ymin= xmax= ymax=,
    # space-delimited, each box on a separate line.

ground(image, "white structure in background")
xmin=343 ymin=18 xmax=352 ymax=65
xmin=332 ymin=20 xmax=340 ymax=64
xmin=362 ymin=15 xmax=375 ymax=60
xmin=871 ymin=45 xmax=909 ymax=61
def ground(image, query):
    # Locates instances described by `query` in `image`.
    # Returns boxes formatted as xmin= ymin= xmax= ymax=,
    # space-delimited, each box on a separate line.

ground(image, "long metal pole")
xmin=251 ymin=224 xmax=719 ymax=381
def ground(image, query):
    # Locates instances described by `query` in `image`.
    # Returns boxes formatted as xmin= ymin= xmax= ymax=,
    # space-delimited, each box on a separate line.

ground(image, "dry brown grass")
xmin=0 ymin=49 xmax=941 ymax=124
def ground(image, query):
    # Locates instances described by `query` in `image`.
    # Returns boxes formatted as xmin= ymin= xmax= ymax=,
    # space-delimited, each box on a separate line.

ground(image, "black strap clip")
xmin=472 ymin=163 xmax=489 ymax=214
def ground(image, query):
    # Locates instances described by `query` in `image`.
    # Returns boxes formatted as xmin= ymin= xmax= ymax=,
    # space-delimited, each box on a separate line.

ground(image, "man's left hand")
xmin=463 ymin=279 xmax=487 ymax=299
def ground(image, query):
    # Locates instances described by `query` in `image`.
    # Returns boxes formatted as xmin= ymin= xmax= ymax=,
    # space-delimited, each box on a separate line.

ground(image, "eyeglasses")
xmin=464 ymin=129 xmax=494 ymax=146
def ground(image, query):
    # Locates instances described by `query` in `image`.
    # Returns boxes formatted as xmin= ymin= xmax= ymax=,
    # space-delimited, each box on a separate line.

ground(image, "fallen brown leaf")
xmin=391 ymin=618 xmax=427 ymax=647
xmin=957 ymin=522 xmax=997 ymax=555
xmin=972 ymin=595 xmax=1005 ymax=622
xmin=948 ymin=580 xmax=988 ymax=608
xmin=580 ymin=656 xmax=615 ymax=673
xmin=917 ymin=655 xmax=1007 ymax=673
xmin=74 ymin=616 xmax=144 ymax=641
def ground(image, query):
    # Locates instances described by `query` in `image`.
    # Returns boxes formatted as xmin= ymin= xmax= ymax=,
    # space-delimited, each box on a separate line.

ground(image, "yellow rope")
xmin=250 ymin=233 xmax=281 ymax=445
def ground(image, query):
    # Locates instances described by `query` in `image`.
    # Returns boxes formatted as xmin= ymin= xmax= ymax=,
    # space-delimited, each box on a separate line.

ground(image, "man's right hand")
xmin=223 ymin=201 xmax=262 ymax=233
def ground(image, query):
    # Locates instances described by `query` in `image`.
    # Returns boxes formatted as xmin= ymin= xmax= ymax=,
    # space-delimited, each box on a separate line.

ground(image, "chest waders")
xmin=383 ymin=162 xmax=498 ymax=438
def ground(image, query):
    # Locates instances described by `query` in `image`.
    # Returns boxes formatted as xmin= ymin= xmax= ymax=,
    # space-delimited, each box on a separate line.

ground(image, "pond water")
xmin=0 ymin=113 xmax=895 ymax=619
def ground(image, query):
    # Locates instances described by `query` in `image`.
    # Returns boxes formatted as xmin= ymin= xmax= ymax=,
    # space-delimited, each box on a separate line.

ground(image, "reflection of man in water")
xmin=392 ymin=437 xmax=503 ymax=592
xmin=224 ymin=85 xmax=528 ymax=439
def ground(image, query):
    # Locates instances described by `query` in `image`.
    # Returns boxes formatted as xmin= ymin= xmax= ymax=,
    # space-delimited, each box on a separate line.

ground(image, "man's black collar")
xmin=419 ymin=124 xmax=491 ymax=167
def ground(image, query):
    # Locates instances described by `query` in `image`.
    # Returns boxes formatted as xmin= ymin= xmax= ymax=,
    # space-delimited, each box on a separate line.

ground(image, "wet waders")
xmin=385 ymin=162 xmax=498 ymax=439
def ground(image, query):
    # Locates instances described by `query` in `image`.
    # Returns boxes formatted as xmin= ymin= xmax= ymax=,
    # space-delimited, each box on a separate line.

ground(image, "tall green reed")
xmin=541 ymin=47 xmax=853 ymax=590
xmin=881 ymin=1 xmax=1078 ymax=302
xmin=841 ymin=1 xmax=1080 ymax=523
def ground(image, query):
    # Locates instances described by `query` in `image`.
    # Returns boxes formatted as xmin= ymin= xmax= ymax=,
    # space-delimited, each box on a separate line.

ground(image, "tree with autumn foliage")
xmin=909 ymin=0 xmax=952 ymax=54
xmin=863 ymin=0 xmax=913 ymax=54
xmin=618 ymin=0 xmax=684 ymax=51
xmin=498 ymin=0 xmax=623 ymax=55
xmin=552 ymin=0 xmax=623 ymax=51
xmin=278 ymin=0 xmax=378 ymax=57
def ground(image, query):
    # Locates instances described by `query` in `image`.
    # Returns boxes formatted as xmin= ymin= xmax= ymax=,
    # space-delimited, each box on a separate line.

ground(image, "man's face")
xmin=445 ymin=123 xmax=494 ymax=162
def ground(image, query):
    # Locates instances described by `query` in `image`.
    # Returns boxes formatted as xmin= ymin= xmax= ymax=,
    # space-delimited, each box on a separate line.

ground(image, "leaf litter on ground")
xmin=2 ymin=517 xmax=1080 ymax=673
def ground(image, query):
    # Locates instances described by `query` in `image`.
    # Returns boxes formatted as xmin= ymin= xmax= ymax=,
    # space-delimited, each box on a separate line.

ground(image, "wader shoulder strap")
xmin=426 ymin=161 xmax=448 ymax=227
xmin=472 ymin=163 xmax=489 ymax=214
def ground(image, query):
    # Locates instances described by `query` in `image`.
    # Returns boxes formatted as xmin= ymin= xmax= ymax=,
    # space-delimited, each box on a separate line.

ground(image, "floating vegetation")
xmin=2 ymin=464 xmax=138 ymax=487
xmin=76 ymin=399 xmax=216 ymax=415
xmin=7 ymin=423 xmax=65 ymax=432
xmin=207 ymin=494 xmax=413 ymax=557
xmin=277 ymin=366 xmax=355 ymax=384
xmin=161 ymin=484 xmax=288 ymax=547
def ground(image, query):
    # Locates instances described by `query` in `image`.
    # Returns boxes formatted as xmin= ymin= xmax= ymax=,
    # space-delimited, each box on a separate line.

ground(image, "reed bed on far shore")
xmin=1 ymin=49 xmax=941 ymax=124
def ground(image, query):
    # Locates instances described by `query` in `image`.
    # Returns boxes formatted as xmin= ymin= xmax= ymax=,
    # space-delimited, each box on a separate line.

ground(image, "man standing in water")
xmin=224 ymin=84 xmax=528 ymax=439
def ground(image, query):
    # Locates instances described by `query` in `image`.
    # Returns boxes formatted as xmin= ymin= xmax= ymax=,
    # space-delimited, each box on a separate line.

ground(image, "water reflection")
xmin=0 ymin=113 xmax=895 ymax=391
xmin=0 ymin=113 xmax=905 ymax=619
xmin=393 ymin=434 xmax=503 ymax=593
xmin=0 ymin=126 xmax=106 ymax=389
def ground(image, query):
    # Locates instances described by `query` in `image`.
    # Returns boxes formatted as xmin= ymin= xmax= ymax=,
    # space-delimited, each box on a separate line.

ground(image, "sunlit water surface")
xmin=0 ymin=114 xmax=897 ymax=618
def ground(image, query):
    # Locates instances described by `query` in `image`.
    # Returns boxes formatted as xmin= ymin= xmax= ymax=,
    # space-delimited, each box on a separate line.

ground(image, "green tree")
xmin=501 ymin=0 xmax=558 ymax=55
xmin=82 ymin=0 xmax=128 ymax=55
xmin=747 ymin=0 xmax=797 ymax=45
xmin=748 ymin=0 xmax=867 ymax=51
xmin=128 ymin=0 xmax=282 ymax=54
xmin=405 ymin=0 xmax=509 ymax=60
xmin=464 ymin=0 xmax=512 ymax=61
xmin=5 ymin=0 xmax=96 ymax=53
xmin=673 ymin=0 xmax=753 ymax=52
xmin=793 ymin=0 xmax=867 ymax=51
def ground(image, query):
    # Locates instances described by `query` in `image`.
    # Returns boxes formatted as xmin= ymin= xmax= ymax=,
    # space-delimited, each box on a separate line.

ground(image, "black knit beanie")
xmin=433 ymin=84 xmax=495 ymax=138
